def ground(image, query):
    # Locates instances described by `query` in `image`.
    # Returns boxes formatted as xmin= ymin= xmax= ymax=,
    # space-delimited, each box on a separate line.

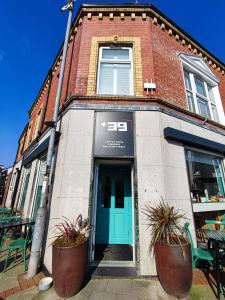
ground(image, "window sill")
xmin=193 ymin=201 xmax=225 ymax=212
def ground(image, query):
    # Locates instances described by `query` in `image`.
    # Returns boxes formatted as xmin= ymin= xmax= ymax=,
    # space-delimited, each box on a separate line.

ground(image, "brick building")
xmin=5 ymin=4 xmax=225 ymax=276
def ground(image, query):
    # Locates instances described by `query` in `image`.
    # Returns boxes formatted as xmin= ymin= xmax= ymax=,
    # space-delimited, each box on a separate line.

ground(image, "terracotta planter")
xmin=52 ymin=240 xmax=88 ymax=298
xmin=155 ymin=240 xmax=192 ymax=298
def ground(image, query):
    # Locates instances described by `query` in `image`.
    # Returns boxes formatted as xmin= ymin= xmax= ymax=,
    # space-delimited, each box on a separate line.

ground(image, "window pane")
xmin=197 ymin=96 xmax=210 ymax=118
xmin=98 ymin=63 xmax=114 ymax=94
xmin=116 ymin=64 xmax=131 ymax=95
xmin=208 ymin=86 xmax=215 ymax=104
xmin=187 ymin=91 xmax=195 ymax=112
xmin=195 ymin=77 xmax=206 ymax=97
xmin=211 ymin=104 xmax=219 ymax=122
xmin=184 ymin=71 xmax=192 ymax=90
xmin=101 ymin=175 xmax=111 ymax=208
xmin=98 ymin=63 xmax=131 ymax=95
xmin=115 ymin=176 xmax=124 ymax=208
xmin=185 ymin=150 xmax=225 ymax=202
xmin=18 ymin=167 xmax=31 ymax=210
xmin=102 ymin=49 xmax=129 ymax=60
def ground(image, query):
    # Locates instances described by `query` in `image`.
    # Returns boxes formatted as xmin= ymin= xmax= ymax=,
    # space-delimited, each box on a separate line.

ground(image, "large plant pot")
xmin=52 ymin=240 xmax=88 ymax=298
xmin=155 ymin=240 xmax=192 ymax=298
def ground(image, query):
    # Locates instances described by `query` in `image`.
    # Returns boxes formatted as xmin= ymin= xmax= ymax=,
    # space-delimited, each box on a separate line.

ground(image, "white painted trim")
xmin=179 ymin=53 xmax=219 ymax=84
xmin=97 ymin=46 xmax=134 ymax=96
xmin=193 ymin=202 xmax=225 ymax=212
xmin=181 ymin=60 xmax=225 ymax=125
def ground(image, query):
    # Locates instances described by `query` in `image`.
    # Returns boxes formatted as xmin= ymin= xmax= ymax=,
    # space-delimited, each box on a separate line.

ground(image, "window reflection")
xmin=101 ymin=175 xmax=111 ymax=208
xmin=185 ymin=150 xmax=225 ymax=203
xmin=115 ymin=175 xmax=124 ymax=208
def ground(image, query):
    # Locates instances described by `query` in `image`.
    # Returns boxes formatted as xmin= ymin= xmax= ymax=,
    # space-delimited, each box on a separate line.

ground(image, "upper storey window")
xmin=180 ymin=53 xmax=224 ymax=124
xmin=184 ymin=71 xmax=219 ymax=121
xmin=97 ymin=47 xmax=133 ymax=96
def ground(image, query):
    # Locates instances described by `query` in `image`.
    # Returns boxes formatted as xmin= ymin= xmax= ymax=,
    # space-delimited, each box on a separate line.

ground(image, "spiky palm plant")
xmin=53 ymin=214 xmax=90 ymax=247
xmin=142 ymin=199 xmax=187 ymax=254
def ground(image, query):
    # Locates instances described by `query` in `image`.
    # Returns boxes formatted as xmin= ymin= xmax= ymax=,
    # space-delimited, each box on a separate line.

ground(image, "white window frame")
xmin=97 ymin=46 xmax=134 ymax=96
xmin=179 ymin=53 xmax=225 ymax=125
xmin=184 ymin=70 xmax=216 ymax=120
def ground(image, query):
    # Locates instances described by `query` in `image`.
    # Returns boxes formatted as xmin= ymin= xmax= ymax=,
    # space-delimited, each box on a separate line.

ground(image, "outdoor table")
xmin=208 ymin=238 xmax=225 ymax=300
xmin=0 ymin=218 xmax=34 ymax=243
xmin=203 ymin=229 xmax=225 ymax=241
xmin=204 ymin=220 xmax=225 ymax=241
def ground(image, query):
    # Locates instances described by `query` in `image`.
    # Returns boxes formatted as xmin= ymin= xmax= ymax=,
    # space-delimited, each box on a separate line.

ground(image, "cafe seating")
xmin=184 ymin=223 xmax=214 ymax=268
xmin=3 ymin=223 xmax=34 ymax=272
xmin=208 ymin=238 xmax=225 ymax=300
xmin=0 ymin=216 xmax=22 ymax=253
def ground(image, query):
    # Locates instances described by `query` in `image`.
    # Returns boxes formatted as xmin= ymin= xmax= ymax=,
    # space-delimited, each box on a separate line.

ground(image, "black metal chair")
xmin=208 ymin=238 xmax=225 ymax=300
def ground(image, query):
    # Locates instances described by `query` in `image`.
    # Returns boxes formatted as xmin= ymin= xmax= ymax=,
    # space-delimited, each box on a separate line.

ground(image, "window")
xmin=184 ymin=71 xmax=219 ymax=121
xmin=97 ymin=47 xmax=133 ymax=96
xmin=185 ymin=149 xmax=225 ymax=202
xmin=17 ymin=165 xmax=31 ymax=210
xmin=31 ymin=157 xmax=46 ymax=220
xmin=180 ymin=53 xmax=223 ymax=123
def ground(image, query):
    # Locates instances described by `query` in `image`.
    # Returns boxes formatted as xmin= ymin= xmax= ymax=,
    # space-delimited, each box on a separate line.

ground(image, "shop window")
xmin=97 ymin=47 xmax=133 ymax=96
xmin=185 ymin=149 xmax=225 ymax=203
xmin=180 ymin=53 xmax=222 ymax=123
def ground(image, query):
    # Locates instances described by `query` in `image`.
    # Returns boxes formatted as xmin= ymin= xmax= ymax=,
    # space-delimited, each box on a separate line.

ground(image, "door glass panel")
xmin=101 ymin=175 xmax=111 ymax=208
xmin=115 ymin=175 xmax=124 ymax=208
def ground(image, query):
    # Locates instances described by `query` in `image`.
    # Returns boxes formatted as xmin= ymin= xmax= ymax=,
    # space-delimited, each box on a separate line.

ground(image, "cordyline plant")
xmin=52 ymin=214 xmax=91 ymax=248
xmin=142 ymin=199 xmax=187 ymax=255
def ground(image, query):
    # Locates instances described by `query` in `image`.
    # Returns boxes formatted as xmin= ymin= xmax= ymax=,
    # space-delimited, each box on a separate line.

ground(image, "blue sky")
xmin=0 ymin=0 xmax=225 ymax=167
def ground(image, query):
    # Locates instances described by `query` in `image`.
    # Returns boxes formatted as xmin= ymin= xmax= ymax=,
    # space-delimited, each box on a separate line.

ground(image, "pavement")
xmin=0 ymin=241 xmax=223 ymax=300
xmin=6 ymin=277 xmax=218 ymax=300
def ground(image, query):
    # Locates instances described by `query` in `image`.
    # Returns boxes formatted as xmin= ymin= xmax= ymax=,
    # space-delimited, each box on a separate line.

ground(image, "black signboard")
xmin=94 ymin=112 xmax=134 ymax=157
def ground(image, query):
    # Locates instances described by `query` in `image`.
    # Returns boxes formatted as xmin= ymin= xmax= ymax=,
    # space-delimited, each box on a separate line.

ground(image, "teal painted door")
xmin=95 ymin=165 xmax=133 ymax=245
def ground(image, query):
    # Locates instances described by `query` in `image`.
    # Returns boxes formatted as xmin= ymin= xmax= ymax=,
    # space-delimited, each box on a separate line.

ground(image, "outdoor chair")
xmin=3 ymin=223 xmax=34 ymax=272
xmin=0 ymin=208 xmax=14 ymax=220
xmin=184 ymin=222 xmax=214 ymax=269
xmin=0 ymin=216 xmax=22 ymax=253
xmin=208 ymin=238 xmax=225 ymax=300
xmin=2 ymin=215 xmax=21 ymax=222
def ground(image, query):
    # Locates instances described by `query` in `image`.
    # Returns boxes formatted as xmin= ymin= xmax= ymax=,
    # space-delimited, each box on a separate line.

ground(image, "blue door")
xmin=95 ymin=165 xmax=133 ymax=245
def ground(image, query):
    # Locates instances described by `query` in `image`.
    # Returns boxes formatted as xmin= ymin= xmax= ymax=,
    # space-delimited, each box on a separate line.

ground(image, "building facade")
xmin=6 ymin=4 xmax=225 ymax=276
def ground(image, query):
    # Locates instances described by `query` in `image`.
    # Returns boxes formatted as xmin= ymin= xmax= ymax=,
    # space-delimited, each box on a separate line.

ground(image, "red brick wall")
xmin=72 ymin=15 xmax=155 ymax=96
xmin=26 ymin=10 xmax=225 ymax=149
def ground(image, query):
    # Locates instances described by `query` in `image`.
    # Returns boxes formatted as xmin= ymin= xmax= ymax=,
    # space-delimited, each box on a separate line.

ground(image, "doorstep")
xmin=89 ymin=266 xmax=137 ymax=277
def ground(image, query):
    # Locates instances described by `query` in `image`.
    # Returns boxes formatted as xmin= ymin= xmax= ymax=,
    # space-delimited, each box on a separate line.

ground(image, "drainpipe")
xmin=27 ymin=0 xmax=74 ymax=278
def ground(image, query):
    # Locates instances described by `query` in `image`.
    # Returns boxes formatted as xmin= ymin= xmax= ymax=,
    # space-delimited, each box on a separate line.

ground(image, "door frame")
xmin=89 ymin=159 xmax=136 ymax=265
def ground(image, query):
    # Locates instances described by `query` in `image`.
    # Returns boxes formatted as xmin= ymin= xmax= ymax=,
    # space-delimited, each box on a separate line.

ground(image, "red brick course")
xmin=0 ymin=271 xmax=45 ymax=299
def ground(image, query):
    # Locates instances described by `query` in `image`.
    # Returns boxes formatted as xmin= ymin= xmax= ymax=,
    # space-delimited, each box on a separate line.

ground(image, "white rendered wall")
xmin=43 ymin=109 xmax=94 ymax=272
xmin=136 ymin=110 xmax=225 ymax=275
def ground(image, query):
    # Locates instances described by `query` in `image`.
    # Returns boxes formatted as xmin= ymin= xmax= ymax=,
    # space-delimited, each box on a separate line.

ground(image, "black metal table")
xmin=204 ymin=229 xmax=225 ymax=241
xmin=0 ymin=218 xmax=34 ymax=243
xmin=208 ymin=238 xmax=225 ymax=300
